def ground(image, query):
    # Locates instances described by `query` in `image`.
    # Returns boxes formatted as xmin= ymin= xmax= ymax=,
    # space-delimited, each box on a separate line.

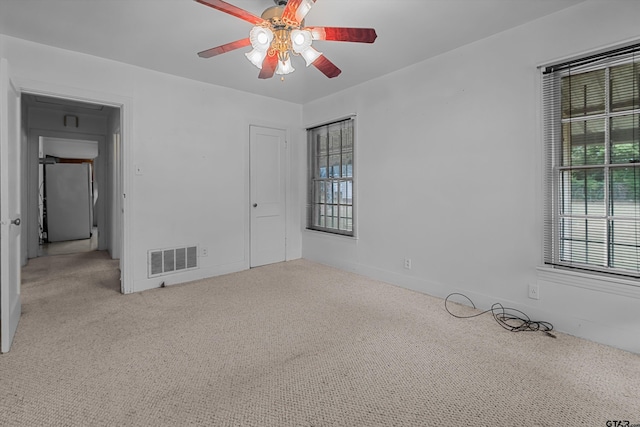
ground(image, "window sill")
xmin=304 ymin=228 xmax=359 ymax=241
xmin=536 ymin=265 xmax=640 ymax=299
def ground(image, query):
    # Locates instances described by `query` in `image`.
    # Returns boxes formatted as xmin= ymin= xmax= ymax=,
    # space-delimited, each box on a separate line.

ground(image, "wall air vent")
xmin=148 ymin=246 xmax=198 ymax=278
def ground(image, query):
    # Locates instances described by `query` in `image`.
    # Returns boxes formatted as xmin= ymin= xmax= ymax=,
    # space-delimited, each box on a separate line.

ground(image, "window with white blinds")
xmin=307 ymin=118 xmax=355 ymax=236
xmin=543 ymin=43 xmax=640 ymax=278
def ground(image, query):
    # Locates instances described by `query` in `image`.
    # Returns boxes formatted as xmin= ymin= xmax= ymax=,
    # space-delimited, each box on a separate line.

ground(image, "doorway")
xmin=21 ymin=93 xmax=126 ymax=290
xmin=249 ymin=125 xmax=287 ymax=267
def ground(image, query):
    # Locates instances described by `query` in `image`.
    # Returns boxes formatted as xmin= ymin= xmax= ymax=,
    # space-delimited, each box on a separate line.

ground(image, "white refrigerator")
xmin=45 ymin=163 xmax=93 ymax=242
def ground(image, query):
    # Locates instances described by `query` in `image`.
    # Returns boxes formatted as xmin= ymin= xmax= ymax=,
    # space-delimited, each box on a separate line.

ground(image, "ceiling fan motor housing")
xmin=261 ymin=6 xmax=286 ymax=22
xmin=261 ymin=5 xmax=304 ymax=29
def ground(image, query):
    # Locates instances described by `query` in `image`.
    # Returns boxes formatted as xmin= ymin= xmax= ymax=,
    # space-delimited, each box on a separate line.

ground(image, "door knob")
xmin=11 ymin=218 xmax=20 ymax=226
xmin=253 ymin=203 xmax=258 ymax=208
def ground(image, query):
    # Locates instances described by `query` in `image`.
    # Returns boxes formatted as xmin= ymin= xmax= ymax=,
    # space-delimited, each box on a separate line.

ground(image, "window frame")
xmin=306 ymin=117 xmax=356 ymax=237
xmin=542 ymin=45 xmax=640 ymax=279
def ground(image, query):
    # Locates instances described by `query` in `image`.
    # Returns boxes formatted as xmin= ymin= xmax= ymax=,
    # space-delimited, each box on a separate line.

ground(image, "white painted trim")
xmin=243 ymin=123 xmax=251 ymax=270
xmin=244 ymin=116 xmax=296 ymax=264
xmin=352 ymin=115 xmax=359 ymax=240
xmin=248 ymin=124 xmax=289 ymax=267
xmin=119 ymin=101 xmax=133 ymax=293
xmin=14 ymin=78 xmax=134 ymax=294
xmin=537 ymin=36 xmax=640 ymax=69
xmin=134 ymin=260 xmax=248 ymax=293
xmin=304 ymin=115 xmax=358 ymax=238
xmin=536 ymin=266 xmax=640 ymax=299
xmin=303 ymin=227 xmax=359 ymax=241
xmin=304 ymin=113 xmax=357 ymax=130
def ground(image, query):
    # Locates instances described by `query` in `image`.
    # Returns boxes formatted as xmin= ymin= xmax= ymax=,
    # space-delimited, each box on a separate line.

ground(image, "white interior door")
xmin=1 ymin=58 xmax=22 ymax=353
xmin=250 ymin=126 xmax=286 ymax=267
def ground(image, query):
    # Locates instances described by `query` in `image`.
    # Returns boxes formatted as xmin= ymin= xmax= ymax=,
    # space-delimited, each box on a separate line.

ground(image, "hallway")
xmin=38 ymin=227 xmax=99 ymax=257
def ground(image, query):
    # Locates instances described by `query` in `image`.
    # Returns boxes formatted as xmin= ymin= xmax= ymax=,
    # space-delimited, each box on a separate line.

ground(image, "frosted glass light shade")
xmin=291 ymin=29 xmax=312 ymax=53
xmin=245 ymin=49 xmax=268 ymax=69
xmin=300 ymin=46 xmax=322 ymax=66
xmin=249 ymin=26 xmax=273 ymax=52
xmin=275 ymin=57 xmax=295 ymax=75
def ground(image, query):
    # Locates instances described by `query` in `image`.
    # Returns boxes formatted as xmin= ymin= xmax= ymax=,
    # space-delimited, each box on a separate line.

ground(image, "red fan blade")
xmin=195 ymin=0 xmax=265 ymax=25
xmin=312 ymin=55 xmax=341 ymax=78
xmin=281 ymin=0 xmax=316 ymax=24
xmin=197 ymin=38 xmax=251 ymax=58
xmin=258 ymin=54 xmax=278 ymax=79
xmin=307 ymin=27 xmax=377 ymax=43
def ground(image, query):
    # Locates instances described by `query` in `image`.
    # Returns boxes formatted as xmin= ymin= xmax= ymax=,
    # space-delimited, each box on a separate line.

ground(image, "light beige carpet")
xmin=1 ymin=251 xmax=639 ymax=426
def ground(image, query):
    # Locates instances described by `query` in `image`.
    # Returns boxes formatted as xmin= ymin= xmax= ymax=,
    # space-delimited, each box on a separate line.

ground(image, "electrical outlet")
xmin=201 ymin=247 xmax=208 ymax=257
xmin=404 ymin=258 xmax=412 ymax=270
xmin=528 ymin=284 xmax=539 ymax=300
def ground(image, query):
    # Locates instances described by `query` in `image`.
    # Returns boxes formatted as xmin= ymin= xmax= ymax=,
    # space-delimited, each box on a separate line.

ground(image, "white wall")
xmin=301 ymin=0 xmax=640 ymax=354
xmin=1 ymin=35 xmax=303 ymax=293
xmin=3 ymin=1 xmax=637 ymax=353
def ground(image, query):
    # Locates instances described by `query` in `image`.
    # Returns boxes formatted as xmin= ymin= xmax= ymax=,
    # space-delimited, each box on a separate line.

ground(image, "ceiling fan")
xmin=195 ymin=0 xmax=378 ymax=79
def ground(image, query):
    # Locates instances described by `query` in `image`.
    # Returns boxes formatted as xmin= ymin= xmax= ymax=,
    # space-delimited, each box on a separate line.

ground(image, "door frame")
xmin=246 ymin=123 xmax=290 ymax=268
xmin=15 ymin=78 xmax=133 ymax=293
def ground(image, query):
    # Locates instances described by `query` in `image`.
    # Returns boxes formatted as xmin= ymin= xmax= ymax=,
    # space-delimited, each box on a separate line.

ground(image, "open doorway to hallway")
xmin=21 ymin=94 xmax=124 ymax=286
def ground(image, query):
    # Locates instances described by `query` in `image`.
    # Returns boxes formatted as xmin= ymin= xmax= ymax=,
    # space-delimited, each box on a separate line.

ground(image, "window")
xmin=307 ymin=118 xmax=354 ymax=236
xmin=543 ymin=44 xmax=640 ymax=278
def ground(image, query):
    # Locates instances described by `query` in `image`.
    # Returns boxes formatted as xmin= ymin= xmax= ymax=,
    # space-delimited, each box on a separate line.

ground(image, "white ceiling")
xmin=0 ymin=0 xmax=585 ymax=104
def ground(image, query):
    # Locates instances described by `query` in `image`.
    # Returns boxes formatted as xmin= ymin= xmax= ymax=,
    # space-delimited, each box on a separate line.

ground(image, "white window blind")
xmin=543 ymin=43 xmax=640 ymax=278
xmin=307 ymin=118 xmax=355 ymax=236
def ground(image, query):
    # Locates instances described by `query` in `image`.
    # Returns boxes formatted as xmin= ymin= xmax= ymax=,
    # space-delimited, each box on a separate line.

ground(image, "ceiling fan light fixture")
xmin=249 ymin=26 xmax=274 ymax=51
xmin=195 ymin=0 xmax=377 ymax=79
xmin=291 ymin=29 xmax=312 ymax=53
xmin=300 ymin=46 xmax=322 ymax=66
xmin=275 ymin=57 xmax=295 ymax=75
xmin=245 ymin=48 xmax=268 ymax=69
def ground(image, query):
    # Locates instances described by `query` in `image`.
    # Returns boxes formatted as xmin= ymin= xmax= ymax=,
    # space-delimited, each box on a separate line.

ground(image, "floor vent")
xmin=148 ymin=246 xmax=198 ymax=278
